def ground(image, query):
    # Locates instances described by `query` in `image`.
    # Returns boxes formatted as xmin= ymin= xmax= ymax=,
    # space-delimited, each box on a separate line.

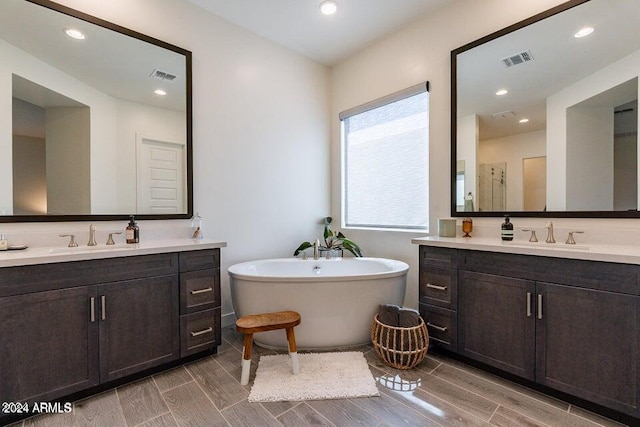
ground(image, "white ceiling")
xmin=184 ymin=0 xmax=453 ymax=66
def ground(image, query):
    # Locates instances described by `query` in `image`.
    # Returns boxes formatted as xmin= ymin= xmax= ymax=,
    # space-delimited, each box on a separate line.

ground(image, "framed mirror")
xmin=451 ymin=0 xmax=639 ymax=217
xmin=1 ymin=0 xmax=192 ymax=222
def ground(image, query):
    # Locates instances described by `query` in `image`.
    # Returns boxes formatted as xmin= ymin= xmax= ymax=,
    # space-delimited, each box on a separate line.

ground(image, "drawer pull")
xmin=426 ymin=283 xmax=447 ymax=291
xmin=190 ymin=287 xmax=213 ymax=295
xmin=426 ymin=322 xmax=448 ymax=332
xmin=191 ymin=327 xmax=213 ymax=337
xmin=101 ymin=295 xmax=106 ymax=321
xmin=90 ymin=297 xmax=96 ymax=322
xmin=526 ymin=292 xmax=532 ymax=317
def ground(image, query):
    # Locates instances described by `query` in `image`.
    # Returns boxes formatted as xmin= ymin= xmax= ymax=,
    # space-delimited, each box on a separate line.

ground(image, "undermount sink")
xmin=502 ymin=241 xmax=589 ymax=251
xmin=48 ymin=244 xmax=133 ymax=254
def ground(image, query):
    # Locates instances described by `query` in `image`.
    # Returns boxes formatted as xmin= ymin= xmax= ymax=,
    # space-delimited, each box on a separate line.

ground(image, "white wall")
xmin=330 ymin=0 xmax=566 ymax=309
xmin=547 ymin=49 xmax=640 ymax=210
xmin=0 ymin=39 xmax=120 ymax=213
xmin=479 ymin=129 xmax=546 ymax=211
xmin=115 ymin=99 xmax=186 ymax=214
xmin=566 ymin=107 xmax=613 ymax=210
xmin=44 ymin=0 xmax=330 ymax=325
xmin=457 ymin=114 xmax=478 ymax=208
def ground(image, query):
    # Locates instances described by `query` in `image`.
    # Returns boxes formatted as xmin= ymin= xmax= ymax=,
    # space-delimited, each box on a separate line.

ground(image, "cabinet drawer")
xmin=180 ymin=308 xmax=220 ymax=357
xmin=419 ymin=267 xmax=457 ymax=309
xmin=179 ymin=249 xmax=220 ymax=272
xmin=180 ymin=269 xmax=220 ymax=314
xmin=0 ymin=253 xmax=179 ymax=297
xmin=419 ymin=304 xmax=457 ymax=352
xmin=419 ymin=246 xmax=457 ymax=269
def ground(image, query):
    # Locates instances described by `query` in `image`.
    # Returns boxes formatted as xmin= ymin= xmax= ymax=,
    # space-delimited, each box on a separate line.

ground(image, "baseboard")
xmin=221 ymin=311 xmax=237 ymax=328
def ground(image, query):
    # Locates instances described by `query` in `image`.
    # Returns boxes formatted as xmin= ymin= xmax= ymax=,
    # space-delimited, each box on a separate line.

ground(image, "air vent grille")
xmin=502 ymin=50 xmax=534 ymax=67
xmin=492 ymin=110 xmax=515 ymax=119
xmin=150 ymin=69 xmax=177 ymax=82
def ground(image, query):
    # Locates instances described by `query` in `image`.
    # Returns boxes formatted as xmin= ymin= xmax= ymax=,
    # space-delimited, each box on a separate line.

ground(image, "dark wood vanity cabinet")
xmin=0 ymin=286 xmax=100 ymax=403
xmin=418 ymin=246 xmax=458 ymax=351
xmin=0 ymin=249 xmax=221 ymax=417
xmin=179 ymin=250 xmax=222 ymax=357
xmin=458 ymin=270 xmax=536 ymax=380
xmin=419 ymin=245 xmax=640 ymax=419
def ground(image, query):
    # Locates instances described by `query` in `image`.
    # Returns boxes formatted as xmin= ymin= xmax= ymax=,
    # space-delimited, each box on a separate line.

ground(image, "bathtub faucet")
xmin=313 ymin=239 xmax=320 ymax=260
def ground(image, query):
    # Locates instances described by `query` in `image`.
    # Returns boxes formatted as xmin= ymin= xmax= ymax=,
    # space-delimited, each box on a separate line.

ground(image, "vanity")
xmin=0 ymin=240 xmax=225 ymax=425
xmin=413 ymin=237 xmax=640 ymax=421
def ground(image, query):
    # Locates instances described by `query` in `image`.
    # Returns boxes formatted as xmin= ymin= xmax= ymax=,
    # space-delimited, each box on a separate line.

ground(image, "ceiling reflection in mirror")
xmin=0 ymin=0 xmax=192 ymax=221
xmin=452 ymin=0 xmax=640 ymax=217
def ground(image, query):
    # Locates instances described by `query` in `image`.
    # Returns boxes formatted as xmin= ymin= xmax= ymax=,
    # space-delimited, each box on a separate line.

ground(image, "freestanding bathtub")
xmin=228 ymin=257 xmax=408 ymax=350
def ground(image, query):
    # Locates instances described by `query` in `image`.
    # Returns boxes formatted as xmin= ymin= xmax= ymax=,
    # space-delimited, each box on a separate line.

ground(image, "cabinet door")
xmin=459 ymin=271 xmax=536 ymax=380
xmin=99 ymin=275 xmax=179 ymax=383
xmin=536 ymin=283 xmax=640 ymax=417
xmin=0 ymin=287 xmax=99 ymax=403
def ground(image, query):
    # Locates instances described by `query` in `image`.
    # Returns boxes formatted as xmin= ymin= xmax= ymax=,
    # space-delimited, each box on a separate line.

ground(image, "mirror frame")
xmin=450 ymin=0 xmax=640 ymax=218
xmin=2 ymin=0 xmax=193 ymax=223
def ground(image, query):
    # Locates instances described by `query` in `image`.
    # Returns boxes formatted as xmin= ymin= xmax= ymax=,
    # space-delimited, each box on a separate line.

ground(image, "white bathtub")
xmin=228 ymin=257 xmax=408 ymax=350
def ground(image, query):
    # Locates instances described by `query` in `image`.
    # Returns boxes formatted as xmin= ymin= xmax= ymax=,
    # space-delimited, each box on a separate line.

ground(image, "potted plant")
xmin=293 ymin=217 xmax=363 ymax=257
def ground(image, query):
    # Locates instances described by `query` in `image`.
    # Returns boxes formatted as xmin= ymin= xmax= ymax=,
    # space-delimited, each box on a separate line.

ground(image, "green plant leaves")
xmin=294 ymin=216 xmax=363 ymax=257
xmin=293 ymin=241 xmax=312 ymax=256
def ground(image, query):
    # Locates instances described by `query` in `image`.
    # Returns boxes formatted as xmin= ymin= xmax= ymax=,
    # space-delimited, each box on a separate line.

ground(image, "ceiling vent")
xmin=150 ymin=69 xmax=177 ymax=82
xmin=492 ymin=110 xmax=515 ymax=119
xmin=501 ymin=50 xmax=534 ymax=67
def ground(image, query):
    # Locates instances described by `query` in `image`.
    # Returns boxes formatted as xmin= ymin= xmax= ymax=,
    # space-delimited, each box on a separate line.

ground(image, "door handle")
xmin=526 ymin=292 xmax=532 ymax=317
xmin=90 ymin=297 xmax=96 ymax=322
xmin=537 ymin=294 xmax=543 ymax=319
xmin=101 ymin=295 xmax=106 ymax=320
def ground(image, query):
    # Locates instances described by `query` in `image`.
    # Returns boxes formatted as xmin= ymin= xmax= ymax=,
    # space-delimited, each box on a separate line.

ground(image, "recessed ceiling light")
xmin=65 ymin=28 xmax=85 ymax=40
xmin=574 ymin=27 xmax=594 ymax=38
xmin=320 ymin=0 xmax=337 ymax=15
xmin=154 ymin=89 xmax=167 ymax=96
xmin=519 ymin=118 xmax=530 ymax=123
xmin=496 ymin=89 xmax=508 ymax=96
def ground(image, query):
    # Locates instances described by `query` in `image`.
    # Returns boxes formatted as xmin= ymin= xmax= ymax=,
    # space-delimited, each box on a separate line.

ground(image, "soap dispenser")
xmin=190 ymin=212 xmax=203 ymax=240
xmin=126 ymin=215 xmax=140 ymax=244
xmin=501 ymin=216 xmax=514 ymax=241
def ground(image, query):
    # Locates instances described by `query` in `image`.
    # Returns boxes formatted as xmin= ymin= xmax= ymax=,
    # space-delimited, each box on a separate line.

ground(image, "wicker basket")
xmin=370 ymin=314 xmax=429 ymax=369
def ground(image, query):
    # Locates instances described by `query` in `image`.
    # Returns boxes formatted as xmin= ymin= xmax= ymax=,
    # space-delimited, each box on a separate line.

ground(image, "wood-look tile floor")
xmin=9 ymin=327 xmax=628 ymax=427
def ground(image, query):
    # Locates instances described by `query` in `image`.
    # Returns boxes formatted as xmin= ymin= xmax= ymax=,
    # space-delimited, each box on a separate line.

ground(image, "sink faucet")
xmin=545 ymin=221 xmax=555 ymax=243
xmin=313 ymin=239 xmax=320 ymax=260
xmin=88 ymin=224 xmax=97 ymax=246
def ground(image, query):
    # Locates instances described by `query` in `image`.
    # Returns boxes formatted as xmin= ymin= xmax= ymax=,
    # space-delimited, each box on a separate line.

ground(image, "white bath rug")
xmin=248 ymin=351 xmax=379 ymax=402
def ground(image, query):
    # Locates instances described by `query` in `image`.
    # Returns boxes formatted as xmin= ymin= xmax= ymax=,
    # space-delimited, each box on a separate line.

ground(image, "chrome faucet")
xmin=88 ymin=224 xmax=97 ymax=246
xmin=313 ymin=239 xmax=320 ymax=260
xmin=545 ymin=221 xmax=555 ymax=243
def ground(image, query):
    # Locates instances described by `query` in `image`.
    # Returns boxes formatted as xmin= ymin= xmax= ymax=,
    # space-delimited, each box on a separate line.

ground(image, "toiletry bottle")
xmin=126 ymin=215 xmax=140 ymax=244
xmin=191 ymin=212 xmax=203 ymax=240
xmin=0 ymin=233 xmax=7 ymax=250
xmin=501 ymin=215 xmax=514 ymax=241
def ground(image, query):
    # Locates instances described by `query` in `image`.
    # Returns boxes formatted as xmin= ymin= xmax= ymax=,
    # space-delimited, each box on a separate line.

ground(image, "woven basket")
xmin=370 ymin=314 xmax=429 ymax=369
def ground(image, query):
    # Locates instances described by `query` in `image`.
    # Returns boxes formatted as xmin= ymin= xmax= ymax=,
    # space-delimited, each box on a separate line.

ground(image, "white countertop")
xmin=411 ymin=236 xmax=640 ymax=265
xmin=0 ymin=239 xmax=227 ymax=268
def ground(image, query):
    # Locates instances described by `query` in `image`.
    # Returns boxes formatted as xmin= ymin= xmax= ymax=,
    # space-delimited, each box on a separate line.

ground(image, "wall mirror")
xmin=0 ymin=0 xmax=192 ymax=222
xmin=451 ymin=0 xmax=639 ymax=217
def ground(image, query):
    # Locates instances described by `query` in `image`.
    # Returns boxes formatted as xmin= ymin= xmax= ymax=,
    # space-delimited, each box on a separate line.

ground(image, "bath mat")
xmin=248 ymin=351 xmax=379 ymax=402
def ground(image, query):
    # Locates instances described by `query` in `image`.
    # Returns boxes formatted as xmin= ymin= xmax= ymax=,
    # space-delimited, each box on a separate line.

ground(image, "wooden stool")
xmin=235 ymin=310 xmax=301 ymax=385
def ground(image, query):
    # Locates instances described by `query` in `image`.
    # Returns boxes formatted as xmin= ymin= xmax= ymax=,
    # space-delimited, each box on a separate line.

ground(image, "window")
xmin=340 ymin=82 xmax=429 ymax=231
